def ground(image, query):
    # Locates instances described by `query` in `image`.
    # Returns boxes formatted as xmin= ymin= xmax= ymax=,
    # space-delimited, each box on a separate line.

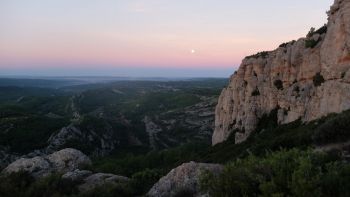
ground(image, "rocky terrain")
xmin=213 ymin=0 xmax=350 ymax=145
xmin=2 ymin=1 xmax=350 ymax=196
xmin=1 ymin=148 xmax=222 ymax=196
xmin=2 ymin=148 xmax=91 ymax=178
xmin=147 ymin=162 xmax=223 ymax=197
xmin=1 ymin=148 xmax=130 ymax=193
xmin=0 ymin=79 xmax=225 ymax=169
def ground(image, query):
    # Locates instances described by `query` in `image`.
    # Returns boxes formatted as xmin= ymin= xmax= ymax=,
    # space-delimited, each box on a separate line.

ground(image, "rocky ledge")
xmin=213 ymin=0 xmax=350 ymax=145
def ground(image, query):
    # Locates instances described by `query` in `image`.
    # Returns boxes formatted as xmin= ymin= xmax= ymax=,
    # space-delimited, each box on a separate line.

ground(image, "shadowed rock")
xmin=2 ymin=148 xmax=91 ymax=178
xmin=147 ymin=162 xmax=223 ymax=197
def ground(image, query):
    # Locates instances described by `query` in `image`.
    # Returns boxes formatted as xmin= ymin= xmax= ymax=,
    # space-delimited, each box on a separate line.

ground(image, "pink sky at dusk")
xmin=0 ymin=0 xmax=333 ymax=77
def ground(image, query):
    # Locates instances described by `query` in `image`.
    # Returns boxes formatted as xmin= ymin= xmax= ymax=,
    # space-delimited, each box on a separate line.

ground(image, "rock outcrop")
xmin=2 ymin=148 xmax=91 ymax=178
xmin=61 ymin=170 xmax=130 ymax=192
xmin=147 ymin=162 xmax=223 ymax=197
xmin=77 ymin=173 xmax=129 ymax=192
xmin=2 ymin=148 xmax=130 ymax=192
xmin=213 ymin=0 xmax=350 ymax=145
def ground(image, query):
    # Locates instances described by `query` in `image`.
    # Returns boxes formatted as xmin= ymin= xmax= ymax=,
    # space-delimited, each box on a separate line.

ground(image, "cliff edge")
xmin=213 ymin=0 xmax=350 ymax=145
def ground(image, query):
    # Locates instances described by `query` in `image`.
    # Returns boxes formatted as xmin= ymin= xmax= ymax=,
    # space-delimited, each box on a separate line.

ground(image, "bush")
xmin=92 ymin=142 xmax=208 ymax=177
xmin=129 ymin=168 xmax=163 ymax=195
xmin=307 ymin=27 xmax=316 ymax=38
xmin=341 ymin=72 xmax=346 ymax=78
xmin=0 ymin=171 xmax=34 ymax=197
xmin=0 ymin=172 xmax=80 ymax=197
xmin=274 ymin=80 xmax=284 ymax=90
xmin=279 ymin=40 xmax=296 ymax=48
xmin=251 ymin=88 xmax=260 ymax=96
xmin=246 ymin=51 xmax=269 ymax=59
xmin=200 ymin=149 xmax=350 ymax=197
xmin=26 ymin=174 xmax=79 ymax=197
xmin=307 ymin=25 xmax=327 ymax=38
xmin=305 ymin=38 xmax=321 ymax=48
xmin=305 ymin=25 xmax=327 ymax=48
xmin=312 ymin=110 xmax=350 ymax=145
xmin=313 ymin=73 xmax=325 ymax=87
xmin=173 ymin=188 xmax=196 ymax=197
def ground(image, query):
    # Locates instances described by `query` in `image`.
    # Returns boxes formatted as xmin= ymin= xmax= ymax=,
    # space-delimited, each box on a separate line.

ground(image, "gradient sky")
xmin=0 ymin=0 xmax=333 ymax=77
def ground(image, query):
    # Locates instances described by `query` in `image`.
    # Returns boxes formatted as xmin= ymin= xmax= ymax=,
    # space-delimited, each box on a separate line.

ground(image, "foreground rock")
xmin=2 ymin=148 xmax=91 ymax=178
xmin=147 ymin=162 xmax=223 ymax=197
xmin=77 ymin=173 xmax=130 ymax=192
xmin=213 ymin=0 xmax=350 ymax=145
xmin=61 ymin=170 xmax=130 ymax=192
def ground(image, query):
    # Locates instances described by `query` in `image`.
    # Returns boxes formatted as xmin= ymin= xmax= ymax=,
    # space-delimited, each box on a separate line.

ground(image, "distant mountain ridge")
xmin=213 ymin=0 xmax=350 ymax=145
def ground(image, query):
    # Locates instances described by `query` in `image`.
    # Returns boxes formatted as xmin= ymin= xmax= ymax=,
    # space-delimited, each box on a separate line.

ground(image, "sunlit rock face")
xmin=213 ymin=0 xmax=350 ymax=145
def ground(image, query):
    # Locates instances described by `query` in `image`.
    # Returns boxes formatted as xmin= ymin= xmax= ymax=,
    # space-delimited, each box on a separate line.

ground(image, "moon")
xmin=191 ymin=49 xmax=196 ymax=54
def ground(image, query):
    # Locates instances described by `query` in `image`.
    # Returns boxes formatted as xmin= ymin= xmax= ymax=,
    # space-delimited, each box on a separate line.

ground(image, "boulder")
xmin=2 ymin=148 xmax=91 ymax=178
xmin=147 ymin=162 xmax=223 ymax=197
xmin=78 ymin=173 xmax=130 ymax=192
xmin=46 ymin=148 xmax=91 ymax=172
xmin=62 ymin=169 xmax=93 ymax=182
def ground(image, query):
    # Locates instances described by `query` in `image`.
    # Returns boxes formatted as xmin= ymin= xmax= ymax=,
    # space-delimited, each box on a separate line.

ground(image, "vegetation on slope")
xmin=0 ymin=109 xmax=350 ymax=196
xmin=1 ymin=79 xmax=350 ymax=197
xmin=200 ymin=148 xmax=350 ymax=197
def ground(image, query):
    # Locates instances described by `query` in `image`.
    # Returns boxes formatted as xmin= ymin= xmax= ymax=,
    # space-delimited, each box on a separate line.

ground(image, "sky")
xmin=0 ymin=0 xmax=333 ymax=77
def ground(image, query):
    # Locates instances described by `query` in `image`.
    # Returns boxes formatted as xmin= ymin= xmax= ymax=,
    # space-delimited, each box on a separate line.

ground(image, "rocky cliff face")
xmin=213 ymin=0 xmax=350 ymax=145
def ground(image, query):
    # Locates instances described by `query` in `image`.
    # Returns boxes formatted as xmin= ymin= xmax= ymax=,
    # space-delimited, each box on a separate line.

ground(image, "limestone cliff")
xmin=213 ymin=0 xmax=350 ymax=145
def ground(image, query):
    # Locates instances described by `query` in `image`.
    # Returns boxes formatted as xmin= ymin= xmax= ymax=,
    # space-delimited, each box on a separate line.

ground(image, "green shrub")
xmin=92 ymin=142 xmax=208 ymax=177
xmin=279 ymin=40 xmax=296 ymax=48
xmin=307 ymin=27 xmax=316 ymax=38
xmin=305 ymin=39 xmax=321 ymax=48
xmin=274 ymin=80 xmax=284 ymax=90
xmin=173 ymin=188 xmax=196 ymax=197
xmin=200 ymin=149 xmax=350 ymax=197
xmin=246 ymin=51 xmax=269 ymax=59
xmin=307 ymin=25 xmax=327 ymax=38
xmin=251 ymin=88 xmax=260 ymax=96
xmin=315 ymin=25 xmax=328 ymax=34
xmin=341 ymin=72 xmax=346 ymax=78
xmin=313 ymin=73 xmax=325 ymax=87
xmin=129 ymin=168 xmax=163 ymax=195
xmin=260 ymin=107 xmax=279 ymax=128
xmin=0 ymin=172 xmax=81 ymax=197
xmin=0 ymin=171 xmax=34 ymax=197
xmin=26 ymin=174 xmax=79 ymax=197
xmin=305 ymin=25 xmax=327 ymax=48
xmin=312 ymin=110 xmax=350 ymax=145
xmin=305 ymin=26 xmax=325 ymax=48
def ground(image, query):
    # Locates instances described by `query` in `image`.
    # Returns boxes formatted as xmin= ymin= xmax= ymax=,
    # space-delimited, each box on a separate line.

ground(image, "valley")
xmin=0 ymin=78 xmax=226 ymax=168
xmin=1 ymin=0 xmax=350 ymax=196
